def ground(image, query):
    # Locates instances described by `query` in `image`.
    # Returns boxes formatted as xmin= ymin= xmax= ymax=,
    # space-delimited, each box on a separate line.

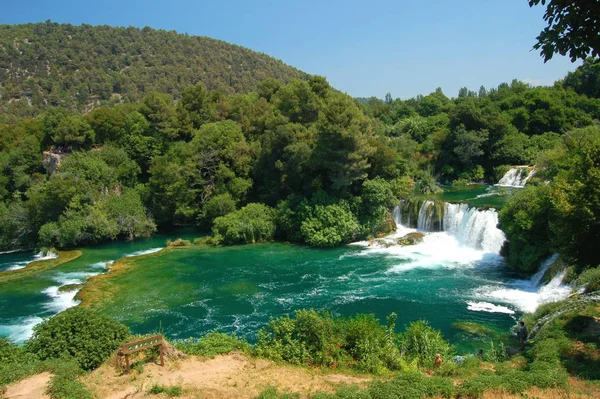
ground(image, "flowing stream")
xmin=0 ymin=200 xmax=571 ymax=352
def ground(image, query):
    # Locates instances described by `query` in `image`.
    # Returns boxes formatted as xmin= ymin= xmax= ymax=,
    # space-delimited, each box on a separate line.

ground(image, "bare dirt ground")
xmin=3 ymin=372 xmax=52 ymax=399
xmin=83 ymin=352 xmax=371 ymax=399
xmin=4 ymin=355 xmax=599 ymax=399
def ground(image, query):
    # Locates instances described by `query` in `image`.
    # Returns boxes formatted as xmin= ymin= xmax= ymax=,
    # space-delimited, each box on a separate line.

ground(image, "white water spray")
xmin=496 ymin=167 xmax=535 ymax=187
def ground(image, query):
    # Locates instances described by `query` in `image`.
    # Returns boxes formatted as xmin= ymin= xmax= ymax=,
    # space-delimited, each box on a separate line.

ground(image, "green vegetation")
xmin=174 ymin=331 xmax=251 ymax=357
xmin=255 ymin=310 xmax=451 ymax=374
xmin=498 ymin=125 xmax=600 ymax=272
xmin=0 ymin=22 xmax=307 ymax=122
xmin=26 ymin=307 xmax=130 ymax=370
xmin=148 ymin=383 xmax=183 ymax=397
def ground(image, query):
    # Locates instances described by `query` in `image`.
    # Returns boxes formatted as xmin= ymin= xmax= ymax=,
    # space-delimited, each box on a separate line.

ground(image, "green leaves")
xmin=25 ymin=307 xmax=130 ymax=371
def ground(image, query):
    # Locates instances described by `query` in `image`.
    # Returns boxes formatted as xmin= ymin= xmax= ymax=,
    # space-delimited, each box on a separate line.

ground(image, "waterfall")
xmin=417 ymin=200 xmax=435 ymax=231
xmin=443 ymin=203 xmax=505 ymax=253
xmin=496 ymin=167 xmax=535 ymax=187
xmin=392 ymin=200 xmax=506 ymax=254
xmin=392 ymin=200 xmax=404 ymax=225
xmin=530 ymin=254 xmax=559 ymax=287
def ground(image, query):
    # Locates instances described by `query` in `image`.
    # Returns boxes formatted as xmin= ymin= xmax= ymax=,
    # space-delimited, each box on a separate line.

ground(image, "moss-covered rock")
xmin=397 ymin=232 xmax=425 ymax=246
xmin=452 ymin=321 xmax=495 ymax=336
xmin=57 ymin=284 xmax=82 ymax=293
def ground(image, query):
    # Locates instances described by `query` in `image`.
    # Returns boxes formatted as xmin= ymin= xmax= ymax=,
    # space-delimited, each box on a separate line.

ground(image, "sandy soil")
xmin=2 ymin=372 xmax=52 ymax=399
xmin=83 ymin=352 xmax=371 ymax=399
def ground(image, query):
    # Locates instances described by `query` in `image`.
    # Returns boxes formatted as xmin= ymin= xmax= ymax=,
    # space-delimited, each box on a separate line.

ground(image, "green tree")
xmin=529 ymin=0 xmax=600 ymax=62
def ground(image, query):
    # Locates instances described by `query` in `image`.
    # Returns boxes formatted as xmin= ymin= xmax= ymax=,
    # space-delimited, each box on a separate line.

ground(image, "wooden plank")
xmin=119 ymin=334 xmax=163 ymax=355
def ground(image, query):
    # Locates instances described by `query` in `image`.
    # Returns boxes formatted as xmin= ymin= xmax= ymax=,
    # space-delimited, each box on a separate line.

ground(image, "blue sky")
xmin=0 ymin=0 xmax=580 ymax=99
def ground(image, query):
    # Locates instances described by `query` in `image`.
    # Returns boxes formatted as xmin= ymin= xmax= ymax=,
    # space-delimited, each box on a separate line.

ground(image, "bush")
xmin=399 ymin=320 xmax=453 ymax=368
xmin=175 ymin=331 xmax=251 ymax=357
xmin=0 ymin=337 xmax=21 ymax=362
xmin=300 ymin=203 xmax=360 ymax=247
xmin=575 ymin=265 xmax=600 ymax=293
xmin=256 ymin=310 xmax=343 ymax=367
xmin=166 ymin=238 xmax=191 ymax=247
xmin=212 ymin=203 xmax=276 ymax=245
xmin=26 ymin=307 xmax=130 ymax=371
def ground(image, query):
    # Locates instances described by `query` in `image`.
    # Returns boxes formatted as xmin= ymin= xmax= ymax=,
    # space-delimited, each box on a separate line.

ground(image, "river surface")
xmin=0 ymin=193 xmax=570 ymax=353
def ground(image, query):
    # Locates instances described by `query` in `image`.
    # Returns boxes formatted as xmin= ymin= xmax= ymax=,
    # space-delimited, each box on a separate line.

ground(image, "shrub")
xmin=0 ymin=337 xmax=21 ymax=362
xmin=212 ymin=203 xmax=276 ymax=245
xmin=166 ymin=238 xmax=191 ymax=247
xmin=26 ymin=307 xmax=130 ymax=371
xmin=300 ymin=203 xmax=360 ymax=247
xmin=399 ymin=320 xmax=453 ymax=368
xmin=175 ymin=331 xmax=251 ymax=357
xmin=256 ymin=310 xmax=343 ymax=367
xmin=575 ymin=265 xmax=600 ymax=293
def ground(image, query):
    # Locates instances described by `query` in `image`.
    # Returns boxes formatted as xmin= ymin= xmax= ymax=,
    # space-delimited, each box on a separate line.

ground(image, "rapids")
xmin=0 ymin=201 xmax=571 ymax=352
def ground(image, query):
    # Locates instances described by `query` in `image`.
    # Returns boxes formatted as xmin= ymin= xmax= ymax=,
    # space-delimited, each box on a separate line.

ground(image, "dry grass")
xmin=83 ymin=352 xmax=371 ymax=399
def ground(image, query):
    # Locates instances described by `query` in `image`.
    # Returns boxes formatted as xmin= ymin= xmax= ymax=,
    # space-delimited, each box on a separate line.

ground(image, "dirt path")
xmin=3 ymin=372 xmax=52 ymax=399
xmin=83 ymin=353 xmax=370 ymax=399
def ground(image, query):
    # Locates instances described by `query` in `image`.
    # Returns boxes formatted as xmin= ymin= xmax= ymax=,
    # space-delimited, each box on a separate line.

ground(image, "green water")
xmin=1 ymin=193 xmax=551 ymax=354
xmin=81 ymin=240 xmax=523 ymax=353
xmin=0 ymin=232 xmax=193 ymax=343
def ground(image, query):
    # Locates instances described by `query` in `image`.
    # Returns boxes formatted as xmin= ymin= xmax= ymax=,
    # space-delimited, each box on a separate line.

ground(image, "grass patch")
xmin=175 ymin=331 xmax=252 ymax=357
xmin=0 ymin=250 xmax=81 ymax=283
xmin=148 ymin=383 xmax=182 ymax=396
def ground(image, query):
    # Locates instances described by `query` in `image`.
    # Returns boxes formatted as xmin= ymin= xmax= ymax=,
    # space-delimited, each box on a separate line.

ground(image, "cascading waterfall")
xmin=392 ymin=200 xmax=506 ymax=254
xmin=417 ymin=200 xmax=435 ymax=231
xmin=530 ymin=254 xmax=559 ymax=287
xmin=443 ymin=203 xmax=505 ymax=254
xmin=392 ymin=200 xmax=404 ymax=225
xmin=496 ymin=167 xmax=535 ymax=187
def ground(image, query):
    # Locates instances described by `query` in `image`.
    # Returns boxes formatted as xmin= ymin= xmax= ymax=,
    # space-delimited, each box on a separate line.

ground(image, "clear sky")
xmin=0 ymin=0 xmax=581 ymax=99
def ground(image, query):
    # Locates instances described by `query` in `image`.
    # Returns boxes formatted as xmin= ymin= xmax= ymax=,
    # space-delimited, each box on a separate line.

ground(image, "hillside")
xmin=0 ymin=22 xmax=309 ymax=122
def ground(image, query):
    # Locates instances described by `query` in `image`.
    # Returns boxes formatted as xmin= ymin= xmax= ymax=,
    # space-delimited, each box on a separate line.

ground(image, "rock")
xmin=42 ymin=151 xmax=66 ymax=175
xmin=57 ymin=284 xmax=82 ymax=293
xmin=397 ymin=232 xmax=425 ymax=246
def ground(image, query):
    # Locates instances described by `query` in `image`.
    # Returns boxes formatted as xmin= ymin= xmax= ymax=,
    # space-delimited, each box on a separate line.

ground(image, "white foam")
xmin=4 ymin=260 xmax=31 ymax=271
xmin=3 ymin=250 xmax=58 ymax=271
xmin=467 ymin=301 xmax=515 ymax=315
xmin=41 ymin=286 xmax=81 ymax=313
xmin=0 ymin=316 xmax=44 ymax=343
xmin=471 ymin=269 xmax=571 ymax=314
xmin=125 ymin=247 xmax=163 ymax=257
xmin=91 ymin=260 xmax=114 ymax=269
xmin=0 ymin=249 xmax=24 ymax=255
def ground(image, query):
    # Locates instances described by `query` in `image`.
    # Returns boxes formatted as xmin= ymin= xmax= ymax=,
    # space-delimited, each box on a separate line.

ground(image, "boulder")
xmin=397 ymin=232 xmax=425 ymax=246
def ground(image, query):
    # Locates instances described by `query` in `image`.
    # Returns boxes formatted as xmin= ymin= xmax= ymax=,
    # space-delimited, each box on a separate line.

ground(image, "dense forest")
xmin=0 ymin=23 xmax=599 ymax=279
xmin=0 ymin=22 xmax=308 ymax=123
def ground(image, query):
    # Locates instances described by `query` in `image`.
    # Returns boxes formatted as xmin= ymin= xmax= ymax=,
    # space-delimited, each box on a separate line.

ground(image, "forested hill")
xmin=0 ymin=22 xmax=308 ymax=122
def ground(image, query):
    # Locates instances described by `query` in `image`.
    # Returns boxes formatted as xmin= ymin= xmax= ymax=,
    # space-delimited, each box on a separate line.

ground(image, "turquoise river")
xmin=0 ymin=187 xmax=571 ymax=353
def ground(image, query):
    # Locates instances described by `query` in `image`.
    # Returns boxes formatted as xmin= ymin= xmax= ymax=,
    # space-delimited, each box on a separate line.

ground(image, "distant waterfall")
xmin=496 ymin=166 xmax=535 ymax=187
xmin=392 ymin=200 xmax=506 ymax=254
